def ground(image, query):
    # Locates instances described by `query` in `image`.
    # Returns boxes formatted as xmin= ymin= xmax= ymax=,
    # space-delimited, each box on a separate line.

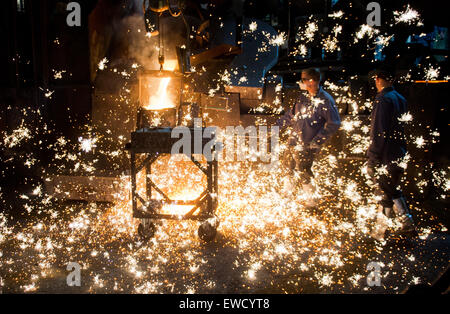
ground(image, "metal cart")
xmin=126 ymin=127 xmax=219 ymax=242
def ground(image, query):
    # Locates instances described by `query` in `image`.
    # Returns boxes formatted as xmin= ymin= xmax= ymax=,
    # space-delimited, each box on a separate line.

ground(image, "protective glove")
xmin=367 ymin=160 xmax=380 ymax=186
xmin=367 ymin=160 xmax=378 ymax=177
xmin=367 ymin=163 xmax=375 ymax=178
xmin=309 ymin=141 xmax=321 ymax=151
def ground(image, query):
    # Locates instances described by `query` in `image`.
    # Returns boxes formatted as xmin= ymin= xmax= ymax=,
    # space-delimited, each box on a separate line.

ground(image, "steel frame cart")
xmin=126 ymin=128 xmax=219 ymax=242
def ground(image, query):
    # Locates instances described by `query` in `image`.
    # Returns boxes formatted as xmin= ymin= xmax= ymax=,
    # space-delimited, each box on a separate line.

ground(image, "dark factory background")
xmin=0 ymin=0 xmax=449 ymax=224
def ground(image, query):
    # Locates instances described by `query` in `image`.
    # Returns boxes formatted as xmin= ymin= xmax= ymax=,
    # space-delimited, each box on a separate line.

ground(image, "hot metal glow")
xmin=143 ymin=77 xmax=175 ymax=110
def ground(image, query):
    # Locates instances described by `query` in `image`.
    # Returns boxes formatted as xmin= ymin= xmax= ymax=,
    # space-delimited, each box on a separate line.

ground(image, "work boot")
xmin=281 ymin=176 xmax=295 ymax=197
xmin=370 ymin=205 xmax=390 ymax=241
xmin=302 ymin=183 xmax=316 ymax=195
xmin=393 ymin=197 xmax=415 ymax=233
xmin=303 ymin=198 xmax=317 ymax=208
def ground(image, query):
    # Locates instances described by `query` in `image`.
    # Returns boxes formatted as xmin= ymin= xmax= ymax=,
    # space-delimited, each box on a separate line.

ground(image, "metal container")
xmin=137 ymin=70 xmax=182 ymax=129
xmin=137 ymin=107 xmax=177 ymax=129
xmin=138 ymin=70 xmax=182 ymax=108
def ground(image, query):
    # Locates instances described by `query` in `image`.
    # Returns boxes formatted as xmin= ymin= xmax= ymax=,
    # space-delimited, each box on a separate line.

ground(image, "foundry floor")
xmin=1 ymin=198 xmax=449 ymax=294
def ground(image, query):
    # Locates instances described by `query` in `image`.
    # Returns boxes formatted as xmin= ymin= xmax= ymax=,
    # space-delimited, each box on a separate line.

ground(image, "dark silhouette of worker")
xmin=367 ymin=69 xmax=415 ymax=241
xmin=277 ymin=68 xmax=341 ymax=206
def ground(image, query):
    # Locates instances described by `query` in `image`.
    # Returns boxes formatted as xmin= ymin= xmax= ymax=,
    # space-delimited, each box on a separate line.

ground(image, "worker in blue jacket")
xmin=367 ymin=69 xmax=415 ymax=240
xmin=277 ymin=68 xmax=341 ymax=206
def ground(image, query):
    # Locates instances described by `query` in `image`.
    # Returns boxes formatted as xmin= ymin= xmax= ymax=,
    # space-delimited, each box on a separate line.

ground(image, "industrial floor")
xmin=1 ymin=178 xmax=449 ymax=294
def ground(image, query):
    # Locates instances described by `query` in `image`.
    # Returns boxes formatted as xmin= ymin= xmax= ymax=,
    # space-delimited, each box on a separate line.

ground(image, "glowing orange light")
xmin=143 ymin=77 xmax=175 ymax=110
xmin=414 ymin=80 xmax=449 ymax=84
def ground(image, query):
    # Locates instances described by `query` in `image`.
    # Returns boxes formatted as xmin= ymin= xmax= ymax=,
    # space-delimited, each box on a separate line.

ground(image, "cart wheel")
xmin=198 ymin=220 xmax=218 ymax=242
xmin=138 ymin=220 xmax=156 ymax=241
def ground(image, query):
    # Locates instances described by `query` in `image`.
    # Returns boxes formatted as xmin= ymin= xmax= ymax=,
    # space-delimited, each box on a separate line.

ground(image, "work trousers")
xmin=283 ymin=146 xmax=319 ymax=185
xmin=377 ymin=163 xmax=404 ymax=208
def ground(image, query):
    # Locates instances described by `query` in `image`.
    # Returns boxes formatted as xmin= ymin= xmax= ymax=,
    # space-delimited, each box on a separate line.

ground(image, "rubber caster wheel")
xmin=137 ymin=220 xmax=156 ymax=241
xmin=198 ymin=218 xmax=219 ymax=242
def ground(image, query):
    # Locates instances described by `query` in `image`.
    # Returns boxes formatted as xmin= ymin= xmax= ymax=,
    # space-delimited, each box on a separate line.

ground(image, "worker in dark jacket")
xmin=277 ymin=68 xmax=341 ymax=206
xmin=368 ymin=69 xmax=415 ymax=240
